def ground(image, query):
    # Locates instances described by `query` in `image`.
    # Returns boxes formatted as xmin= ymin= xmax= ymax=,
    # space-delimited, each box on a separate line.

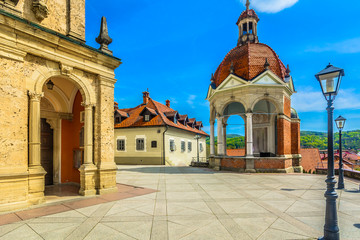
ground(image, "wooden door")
xmin=41 ymin=118 xmax=53 ymax=185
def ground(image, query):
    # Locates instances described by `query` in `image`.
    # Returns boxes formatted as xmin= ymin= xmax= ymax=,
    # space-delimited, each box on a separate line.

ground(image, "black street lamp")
xmin=46 ymin=79 xmax=54 ymax=90
xmin=315 ymin=63 xmax=344 ymax=240
xmin=335 ymin=116 xmax=346 ymax=189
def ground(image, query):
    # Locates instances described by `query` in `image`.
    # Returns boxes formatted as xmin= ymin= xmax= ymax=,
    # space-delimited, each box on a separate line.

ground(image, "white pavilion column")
xmin=79 ymin=102 xmax=97 ymax=196
xmin=28 ymin=91 xmax=46 ymax=204
xmin=223 ymin=123 xmax=227 ymax=155
xmin=245 ymin=113 xmax=253 ymax=157
xmin=210 ymin=120 xmax=215 ymax=156
xmin=217 ymin=116 xmax=223 ymax=155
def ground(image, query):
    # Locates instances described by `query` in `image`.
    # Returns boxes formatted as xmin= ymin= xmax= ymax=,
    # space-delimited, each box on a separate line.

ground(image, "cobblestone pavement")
xmin=1 ymin=166 xmax=360 ymax=240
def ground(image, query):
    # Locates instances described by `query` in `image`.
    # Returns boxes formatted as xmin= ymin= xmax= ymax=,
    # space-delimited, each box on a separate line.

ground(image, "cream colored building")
xmin=0 ymin=0 xmax=121 ymax=212
xmin=114 ymin=92 xmax=208 ymax=166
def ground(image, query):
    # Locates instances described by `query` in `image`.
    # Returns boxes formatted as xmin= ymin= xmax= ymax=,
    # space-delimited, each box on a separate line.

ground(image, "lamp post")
xmin=194 ymin=134 xmax=202 ymax=162
xmin=335 ymin=116 xmax=346 ymax=189
xmin=315 ymin=63 xmax=344 ymax=240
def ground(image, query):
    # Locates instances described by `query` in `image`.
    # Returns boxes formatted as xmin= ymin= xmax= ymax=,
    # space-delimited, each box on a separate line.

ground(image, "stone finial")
xmin=95 ymin=16 xmax=113 ymax=55
xmin=32 ymin=0 xmax=49 ymax=21
xmin=285 ymin=64 xmax=291 ymax=77
xmin=264 ymin=58 xmax=270 ymax=70
xmin=230 ymin=61 xmax=235 ymax=74
xmin=210 ymin=73 xmax=215 ymax=82
xmin=246 ymin=0 xmax=250 ymax=10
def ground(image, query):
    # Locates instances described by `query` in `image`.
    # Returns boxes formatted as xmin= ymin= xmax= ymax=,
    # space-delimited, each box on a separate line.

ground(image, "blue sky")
xmin=85 ymin=0 xmax=360 ymax=135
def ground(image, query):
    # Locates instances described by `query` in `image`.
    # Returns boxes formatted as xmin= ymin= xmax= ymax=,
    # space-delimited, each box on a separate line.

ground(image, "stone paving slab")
xmin=1 ymin=166 xmax=360 ymax=239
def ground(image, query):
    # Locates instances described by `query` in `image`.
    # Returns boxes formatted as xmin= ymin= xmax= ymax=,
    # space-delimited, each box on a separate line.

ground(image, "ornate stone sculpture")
xmin=32 ymin=0 xmax=49 ymax=21
xmin=96 ymin=16 xmax=113 ymax=55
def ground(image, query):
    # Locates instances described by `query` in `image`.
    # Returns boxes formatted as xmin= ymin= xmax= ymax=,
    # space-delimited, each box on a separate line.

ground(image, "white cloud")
xmin=292 ymin=87 xmax=360 ymax=112
xmin=187 ymin=94 xmax=197 ymax=108
xmin=306 ymin=37 xmax=360 ymax=54
xmin=241 ymin=0 xmax=298 ymax=13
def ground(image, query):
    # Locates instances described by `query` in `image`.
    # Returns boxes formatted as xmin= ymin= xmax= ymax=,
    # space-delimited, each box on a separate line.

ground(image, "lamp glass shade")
xmin=315 ymin=64 xmax=344 ymax=101
xmin=335 ymin=116 xmax=346 ymax=131
xmin=46 ymin=80 xmax=54 ymax=90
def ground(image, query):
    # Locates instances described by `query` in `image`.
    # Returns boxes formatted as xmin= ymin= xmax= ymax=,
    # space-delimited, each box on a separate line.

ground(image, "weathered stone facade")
xmin=0 ymin=0 xmax=121 ymax=212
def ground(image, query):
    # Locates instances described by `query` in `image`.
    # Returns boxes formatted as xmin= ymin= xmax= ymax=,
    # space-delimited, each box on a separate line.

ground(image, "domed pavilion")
xmin=206 ymin=0 xmax=302 ymax=173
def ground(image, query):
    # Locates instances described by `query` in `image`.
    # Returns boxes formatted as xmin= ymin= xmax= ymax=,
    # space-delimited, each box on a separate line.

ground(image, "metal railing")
xmin=191 ymin=157 xmax=208 ymax=163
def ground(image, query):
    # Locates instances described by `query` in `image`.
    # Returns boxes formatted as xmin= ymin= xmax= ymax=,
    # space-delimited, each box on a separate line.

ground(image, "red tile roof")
xmin=213 ymin=43 xmax=287 ymax=87
xmin=114 ymin=97 xmax=209 ymax=136
xmin=300 ymin=148 xmax=322 ymax=173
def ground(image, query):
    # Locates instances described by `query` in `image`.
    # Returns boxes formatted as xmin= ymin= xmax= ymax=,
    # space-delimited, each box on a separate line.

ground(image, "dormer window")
xmin=139 ymin=107 xmax=157 ymax=122
xmin=115 ymin=117 xmax=120 ymax=124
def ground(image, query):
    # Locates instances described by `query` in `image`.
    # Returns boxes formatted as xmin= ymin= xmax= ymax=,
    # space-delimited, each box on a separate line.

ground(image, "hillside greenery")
xmin=206 ymin=130 xmax=360 ymax=152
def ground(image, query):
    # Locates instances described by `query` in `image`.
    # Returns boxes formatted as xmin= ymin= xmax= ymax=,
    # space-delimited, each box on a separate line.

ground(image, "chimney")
xmin=114 ymin=102 xmax=118 ymax=110
xmin=142 ymin=91 xmax=149 ymax=105
xmin=166 ymin=100 xmax=170 ymax=108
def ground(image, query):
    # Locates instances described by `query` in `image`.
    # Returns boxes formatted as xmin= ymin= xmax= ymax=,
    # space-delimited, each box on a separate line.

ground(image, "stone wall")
xmin=0 ymin=0 xmax=85 ymax=42
xmin=209 ymin=156 xmax=295 ymax=173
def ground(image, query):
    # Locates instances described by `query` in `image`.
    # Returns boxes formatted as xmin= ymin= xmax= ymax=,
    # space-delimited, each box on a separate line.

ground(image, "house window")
xmin=188 ymin=142 xmax=192 ymax=152
xmin=117 ymin=139 xmax=125 ymax=151
xmin=151 ymin=141 xmax=157 ymax=148
xmin=115 ymin=117 xmax=120 ymax=124
xmin=136 ymin=138 xmax=145 ymax=151
xmin=181 ymin=141 xmax=185 ymax=152
xmin=144 ymin=115 xmax=150 ymax=122
xmin=170 ymin=139 xmax=175 ymax=152
xmin=200 ymin=143 xmax=204 ymax=152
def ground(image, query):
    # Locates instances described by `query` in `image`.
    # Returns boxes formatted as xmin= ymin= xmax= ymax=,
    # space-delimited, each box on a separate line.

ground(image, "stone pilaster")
xmin=95 ymin=76 xmax=118 ymax=194
xmin=28 ymin=91 xmax=46 ymax=204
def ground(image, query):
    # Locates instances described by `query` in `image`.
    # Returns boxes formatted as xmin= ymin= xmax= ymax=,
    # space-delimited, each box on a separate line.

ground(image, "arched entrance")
xmin=252 ymin=99 xmax=277 ymax=157
xmin=40 ymin=77 xmax=85 ymax=186
xmin=223 ymin=102 xmax=246 ymax=156
xmin=28 ymin=73 xmax=97 ymax=204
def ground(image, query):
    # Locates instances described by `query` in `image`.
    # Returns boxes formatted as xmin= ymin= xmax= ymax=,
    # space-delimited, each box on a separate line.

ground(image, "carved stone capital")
xmin=59 ymin=63 xmax=73 ymax=76
xmin=28 ymin=91 xmax=44 ymax=101
xmin=81 ymin=101 xmax=95 ymax=108
xmin=32 ymin=0 xmax=49 ymax=21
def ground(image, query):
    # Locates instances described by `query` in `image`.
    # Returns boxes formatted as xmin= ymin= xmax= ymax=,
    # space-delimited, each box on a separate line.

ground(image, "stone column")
xmin=79 ymin=102 xmax=97 ymax=196
xmin=28 ymin=91 xmax=46 ymax=204
xmin=245 ymin=113 xmax=253 ymax=157
xmin=210 ymin=120 xmax=215 ymax=156
xmin=217 ymin=116 xmax=223 ymax=156
xmin=223 ymin=123 xmax=227 ymax=155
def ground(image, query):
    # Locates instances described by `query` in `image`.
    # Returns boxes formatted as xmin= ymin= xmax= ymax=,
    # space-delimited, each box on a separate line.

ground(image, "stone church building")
xmin=0 ymin=0 xmax=121 ymax=211
xmin=207 ymin=1 xmax=302 ymax=173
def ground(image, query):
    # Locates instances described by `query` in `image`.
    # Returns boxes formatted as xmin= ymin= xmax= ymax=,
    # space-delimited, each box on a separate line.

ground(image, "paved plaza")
xmin=1 ymin=166 xmax=360 ymax=240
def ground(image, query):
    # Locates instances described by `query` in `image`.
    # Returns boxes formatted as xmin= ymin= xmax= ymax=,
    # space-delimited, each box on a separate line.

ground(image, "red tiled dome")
xmin=213 ymin=43 xmax=287 ymax=87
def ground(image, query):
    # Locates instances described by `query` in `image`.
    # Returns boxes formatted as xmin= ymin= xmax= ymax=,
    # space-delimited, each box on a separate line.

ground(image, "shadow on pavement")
xmin=117 ymin=166 xmax=215 ymax=174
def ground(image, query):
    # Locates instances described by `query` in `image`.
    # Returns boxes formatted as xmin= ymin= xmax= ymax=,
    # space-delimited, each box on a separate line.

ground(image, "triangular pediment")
xmin=252 ymin=73 xmax=283 ymax=85
xmin=217 ymin=74 xmax=248 ymax=91
xmin=206 ymin=85 xmax=214 ymax=100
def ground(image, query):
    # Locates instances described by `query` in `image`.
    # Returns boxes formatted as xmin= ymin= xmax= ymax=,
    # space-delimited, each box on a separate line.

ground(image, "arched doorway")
xmin=39 ymin=76 xmax=87 ymax=188
xmin=222 ymin=102 xmax=246 ymax=156
xmin=252 ymin=99 xmax=277 ymax=157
